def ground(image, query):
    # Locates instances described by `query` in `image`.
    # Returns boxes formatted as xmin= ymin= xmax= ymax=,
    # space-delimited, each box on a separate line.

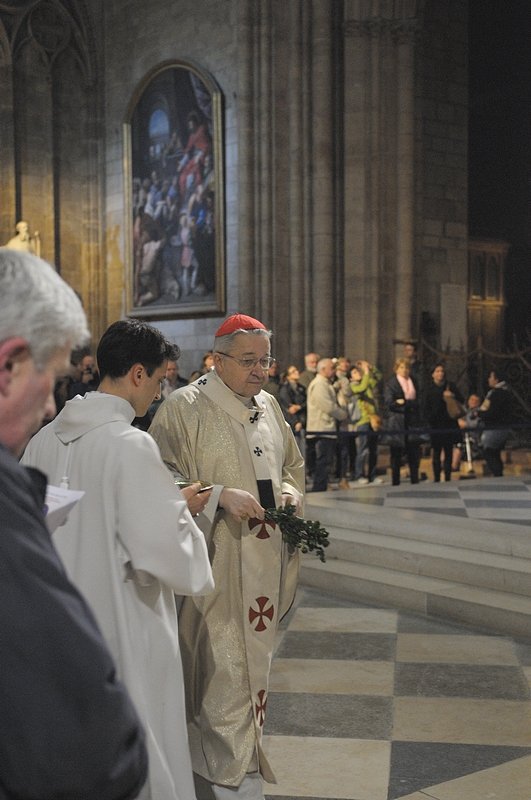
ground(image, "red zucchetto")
xmin=214 ymin=314 xmax=267 ymax=337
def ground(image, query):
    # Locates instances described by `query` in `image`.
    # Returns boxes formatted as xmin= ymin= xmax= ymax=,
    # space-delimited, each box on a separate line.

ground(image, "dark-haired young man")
xmin=22 ymin=318 xmax=214 ymax=800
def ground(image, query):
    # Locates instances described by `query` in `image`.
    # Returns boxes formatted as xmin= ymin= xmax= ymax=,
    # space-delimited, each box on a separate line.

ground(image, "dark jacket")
xmin=479 ymin=382 xmax=512 ymax=449
xmin=279 ymin=380 xmax=307 ymax=431
xmin=263 ymin=374 xmax=281 ymax=399
xmin=383 ymin=375 xmax=422 ymax=447
xmin=423 ymin=380 xmax=464 ymax=440
xmin=0 ymin=444 xmax=147 ymax=800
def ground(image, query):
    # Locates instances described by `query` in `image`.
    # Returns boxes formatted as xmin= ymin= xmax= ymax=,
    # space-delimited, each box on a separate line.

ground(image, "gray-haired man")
xmin=0 ymin=248 xmax=148 ymax=799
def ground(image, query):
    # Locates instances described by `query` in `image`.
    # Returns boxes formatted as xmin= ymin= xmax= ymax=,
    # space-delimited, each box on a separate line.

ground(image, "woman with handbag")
xmin=423 ymin=363 xmax=464 ymax=482
xmin=384 ymin=358 xmax=422 ymax=486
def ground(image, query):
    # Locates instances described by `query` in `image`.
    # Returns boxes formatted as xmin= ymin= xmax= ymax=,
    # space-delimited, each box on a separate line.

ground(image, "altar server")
xmin=23 ymin=318 xmax=214 ymax=800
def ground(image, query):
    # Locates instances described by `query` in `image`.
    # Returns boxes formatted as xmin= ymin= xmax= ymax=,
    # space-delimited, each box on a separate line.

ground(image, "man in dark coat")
xmin=479 ymin=368 xmax=512 ymax=476
xmin=0 ymin=248 xmax=147 ymax=800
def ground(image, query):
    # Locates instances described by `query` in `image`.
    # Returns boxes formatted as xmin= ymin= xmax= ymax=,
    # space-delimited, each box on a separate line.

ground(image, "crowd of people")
xmin=260 ymin=346 xmax=513 ymax=489
xmin=137 ymin=344 xmax=513 ymax=491
xmin=1 ymin=243 xmax=515 ymax=800
xmin=57 ymin=341 xmax=514 ymax=490
xmin=130 ymin=341 xmax=515 ymax=492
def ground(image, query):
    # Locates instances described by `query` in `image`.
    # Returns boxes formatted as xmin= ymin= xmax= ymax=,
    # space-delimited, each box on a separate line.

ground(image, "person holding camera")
xmin=68 ymin=351 xmax=100 ymax=398
xmin=350 ymin=359 xmax=383 ymax=485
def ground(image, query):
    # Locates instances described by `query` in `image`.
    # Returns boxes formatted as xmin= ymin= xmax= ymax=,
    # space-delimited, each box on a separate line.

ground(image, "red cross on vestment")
xmin=248 ymin=596 xmax=275 ymax=632
xmin=248 ymin=517 xmax=277 ymax=539
xmin=255 ymin=689 xmax=267 ymax=726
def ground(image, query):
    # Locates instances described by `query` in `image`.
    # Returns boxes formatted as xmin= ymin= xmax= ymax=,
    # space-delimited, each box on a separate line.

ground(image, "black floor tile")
xmin=397 ymin=506 xmax=468 ymax=517
xmin=265 ymin=692 xmax=393 ymax=739
xmin=394 ymin=663 xmax=530 ymax=700
xmin=275 ymin=631 xmax=396 ymax=661
xmin=458 ymin=483 xmax=530 ymax=492
xmin=387 ymin=742 xmax=531 ymax=799
xmin=515 ymin=640 xmax=531 ymax=664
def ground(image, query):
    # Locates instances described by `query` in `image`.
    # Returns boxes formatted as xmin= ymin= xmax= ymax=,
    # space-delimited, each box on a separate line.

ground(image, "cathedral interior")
xmin=1 ymin=3 xmax=530 ymax=798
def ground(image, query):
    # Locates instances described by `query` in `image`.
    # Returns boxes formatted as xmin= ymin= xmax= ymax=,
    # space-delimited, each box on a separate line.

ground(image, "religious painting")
xmin=124 ymin=61 xmax=225 ymax=318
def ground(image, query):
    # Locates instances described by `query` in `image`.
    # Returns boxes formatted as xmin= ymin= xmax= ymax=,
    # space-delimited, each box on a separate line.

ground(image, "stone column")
xmin=309 ymin=0 xmax=336 ymax=356
xmin=0 ymin=26 xmax=16 ymax=242
xmin=286 ymin=0 xmax=311 ymax=355
xmin=343 ymin=14 xmax=388 ymax=363
xmin=394 ymin=22 xmax=416 ymax=346
xmin=256 ymin=1 xmax=274 ymax=320
xmin=236 ymin=0 xmax=256 ymax=311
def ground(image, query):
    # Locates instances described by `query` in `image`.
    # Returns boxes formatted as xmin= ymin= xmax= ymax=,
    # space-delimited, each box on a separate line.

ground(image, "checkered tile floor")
xmin=263 ymin=588 xmax=531 ymax=800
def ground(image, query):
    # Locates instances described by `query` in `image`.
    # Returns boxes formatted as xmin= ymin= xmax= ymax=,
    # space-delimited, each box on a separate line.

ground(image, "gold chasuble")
xmin=149 ymin=371 xmax=305 ymax=787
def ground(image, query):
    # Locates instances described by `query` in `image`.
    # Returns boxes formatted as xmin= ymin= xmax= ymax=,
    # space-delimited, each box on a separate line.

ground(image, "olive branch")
xmin=264 ymin=504 xmax=330 ymax=563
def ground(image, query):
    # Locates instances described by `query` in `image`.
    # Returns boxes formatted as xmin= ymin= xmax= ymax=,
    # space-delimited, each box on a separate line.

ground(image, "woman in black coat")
xmin=384 ymin=358 xmax=422 ymax=486
xmin=423 ymin=363 xmax=464 ymax=482
xmin=278 ymin=365 xmax=307 ymax=456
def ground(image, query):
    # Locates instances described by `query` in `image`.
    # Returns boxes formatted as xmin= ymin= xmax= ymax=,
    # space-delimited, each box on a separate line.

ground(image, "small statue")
xmin=6 ymin=220 xmax=41 ymax=258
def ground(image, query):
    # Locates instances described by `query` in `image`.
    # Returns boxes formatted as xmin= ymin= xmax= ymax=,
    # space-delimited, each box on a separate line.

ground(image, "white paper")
xmin=44 ymin=484 xmax=85 ymax=534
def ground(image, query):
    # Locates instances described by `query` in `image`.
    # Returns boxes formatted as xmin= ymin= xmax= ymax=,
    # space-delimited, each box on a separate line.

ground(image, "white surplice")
xmin=22 ymin=392 xmax=214 ymax=800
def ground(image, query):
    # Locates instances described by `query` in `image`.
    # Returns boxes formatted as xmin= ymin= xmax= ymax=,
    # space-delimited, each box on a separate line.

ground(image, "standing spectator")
xmin=0 ymin=248 xmax=148 ymax=799
xmin=334 ymin=356 xmax=352 ymax=381
xmin=350 ymin=359 xmax=383 ymax=484
xmin=307 ymin=358 xmax=347 ymax=491
xmin=384 ymin=357 xmax=422 ymax=486
xmin=298 ymin=351 xmax=320 ymax=389
xmin=263 ymin=359 xmax=281 ymax=399
xmin=162 ymin=358 xmax=188 ymax=397
xmin=333 ymin=359 xmax=355 ymax=488
xmin=279 ymin=364 xmax=307 ymax=457
xmin=67 ymin=351 xmax=100 ymax=399
xmin=479 ymin=368 xmax=512 ymax=476
xmin=403 ymin=340 xmax=424 ymax=400
xmin=200 ymin=350 xmax=215 ymax=374
xmin=22 ymin=319 xmax=214 ymax=800
xmin=146 ymin=357 xmax=188 ymax=423
xmin=423 ymin=363 xmax=464 ymax=482
xmin=298 ymin=352 xmax=321 ymax=479
xmin=149 ymin=313 xmax=304 ymax=800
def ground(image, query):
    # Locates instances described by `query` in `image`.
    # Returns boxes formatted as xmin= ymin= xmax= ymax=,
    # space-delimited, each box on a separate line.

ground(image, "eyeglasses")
xmin=216 ymin=352 xmax=276 ymax=370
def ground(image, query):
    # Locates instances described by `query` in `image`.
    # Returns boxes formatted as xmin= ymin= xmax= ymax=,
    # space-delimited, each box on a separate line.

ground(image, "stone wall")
xmin=101 ymin=0 xmax=240 ymax=377
xmin=0 ymin=0 xmax=470 ymax=379
xmin=415 ymin=0 xmax=469 ymax=354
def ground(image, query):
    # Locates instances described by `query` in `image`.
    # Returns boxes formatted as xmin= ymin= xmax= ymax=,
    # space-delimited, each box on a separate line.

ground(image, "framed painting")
xmin=124 ymin=60 xmax=225 ymax=318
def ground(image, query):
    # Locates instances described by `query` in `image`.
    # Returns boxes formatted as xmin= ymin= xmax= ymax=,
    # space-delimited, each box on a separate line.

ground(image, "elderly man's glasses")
xmin=217 ymin=352 xmax=276 ymax=370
